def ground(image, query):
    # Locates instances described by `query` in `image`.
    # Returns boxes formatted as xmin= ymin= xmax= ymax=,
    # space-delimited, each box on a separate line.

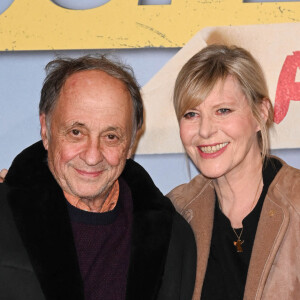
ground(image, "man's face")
xmin=40 ymin=70 xmax=134 ymax=202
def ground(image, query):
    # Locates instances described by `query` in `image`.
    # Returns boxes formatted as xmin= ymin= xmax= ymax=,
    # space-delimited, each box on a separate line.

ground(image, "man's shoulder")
xmin=122 ymin=159 xmax=155 ymax=184
xmin=5 ymin=141 xmax=50 ymax=188
xmin=122 ymin=159 xmax=175 ymax=213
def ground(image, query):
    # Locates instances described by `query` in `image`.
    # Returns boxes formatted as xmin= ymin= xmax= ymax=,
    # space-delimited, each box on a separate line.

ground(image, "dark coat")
xmin=0 ymin=141 xmax=196 ymax=300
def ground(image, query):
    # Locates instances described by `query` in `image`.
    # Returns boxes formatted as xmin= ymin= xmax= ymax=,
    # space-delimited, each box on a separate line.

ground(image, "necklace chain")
xmin=232 ymin=227 xmax=243 ymax=240
xmin=217 ymin=175 xmax=263 ymax=253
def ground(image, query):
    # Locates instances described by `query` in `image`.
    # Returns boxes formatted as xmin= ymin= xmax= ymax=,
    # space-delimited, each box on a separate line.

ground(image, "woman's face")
xmin=179 ymin=75 xmax=262 ymax=179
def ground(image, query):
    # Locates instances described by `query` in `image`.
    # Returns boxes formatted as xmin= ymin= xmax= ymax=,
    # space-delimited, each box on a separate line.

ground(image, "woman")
xmin=167 ymin=45 xmax=300 ymax=300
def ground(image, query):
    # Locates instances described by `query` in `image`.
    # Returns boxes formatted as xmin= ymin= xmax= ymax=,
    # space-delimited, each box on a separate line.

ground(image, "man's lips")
xmin=75 ymin=168 xmax=103 ymax=177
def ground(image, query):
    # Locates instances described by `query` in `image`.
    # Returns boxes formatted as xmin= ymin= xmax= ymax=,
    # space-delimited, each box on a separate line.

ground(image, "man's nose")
xmin=198 ymin=115 xmax=217 ymax=139
xmin=80 ymin=138 xmax=103 ymax=166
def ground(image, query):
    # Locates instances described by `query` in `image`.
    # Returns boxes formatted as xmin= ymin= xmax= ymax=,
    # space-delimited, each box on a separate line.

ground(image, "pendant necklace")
xmin=217 ymin=175 xmax=263 ymax=253
xmin=231 ymin=176 xmax=262 ymax=253
xmin=232 ymin=227 xmax=244 ymax=252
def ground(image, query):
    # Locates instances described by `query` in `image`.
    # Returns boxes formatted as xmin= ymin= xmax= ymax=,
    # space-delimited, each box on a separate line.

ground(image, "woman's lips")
xmin=197 ymin=142 xmax=229 ymax=159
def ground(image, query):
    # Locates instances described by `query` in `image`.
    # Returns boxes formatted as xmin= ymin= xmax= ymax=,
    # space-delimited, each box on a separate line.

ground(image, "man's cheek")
xmin=106 ymin=150 xmax=126 ymax=167
xmin=58 ymin=144 xmax=82 ymax=163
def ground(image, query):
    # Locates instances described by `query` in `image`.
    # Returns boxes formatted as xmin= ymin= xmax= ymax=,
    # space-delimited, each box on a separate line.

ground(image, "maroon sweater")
xmin=67 ymin=178 xmax=133 ymax=300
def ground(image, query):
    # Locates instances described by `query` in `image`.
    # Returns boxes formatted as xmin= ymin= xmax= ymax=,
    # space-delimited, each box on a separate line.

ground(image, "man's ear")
xmin=39 ymin=114 xmax=49 ymax=150
xmin=126 ymin=135 xmax=137 ymax=159
xmin=126 ymin=144 xmax=134 ymax=159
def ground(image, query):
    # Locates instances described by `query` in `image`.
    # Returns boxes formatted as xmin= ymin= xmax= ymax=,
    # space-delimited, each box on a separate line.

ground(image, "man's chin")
xmin=64 ymin=181 xmax=110 ymax=202
xmin=72 ymin=187 xmax=107 ymax=201
xmin=74 ymin=192 xmax=104 ymax=201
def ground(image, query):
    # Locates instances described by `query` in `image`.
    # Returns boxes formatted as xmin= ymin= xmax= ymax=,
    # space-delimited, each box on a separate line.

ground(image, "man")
xmin=0 ymin=56 xmax=196 ymax=300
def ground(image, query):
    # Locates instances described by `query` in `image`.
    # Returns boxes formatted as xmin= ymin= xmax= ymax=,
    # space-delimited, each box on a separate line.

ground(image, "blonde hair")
xmin=173 ymin=44 xmax=273 ymax=161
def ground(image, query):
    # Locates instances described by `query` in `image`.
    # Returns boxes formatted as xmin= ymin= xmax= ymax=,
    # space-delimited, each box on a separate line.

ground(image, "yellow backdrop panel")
xmin=0 ymin=0 xmax=300 ymax=50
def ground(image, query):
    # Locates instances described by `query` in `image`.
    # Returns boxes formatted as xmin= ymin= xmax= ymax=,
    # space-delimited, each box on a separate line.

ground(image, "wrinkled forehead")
xmin=46 ymin=71 xmax=134 ymax=125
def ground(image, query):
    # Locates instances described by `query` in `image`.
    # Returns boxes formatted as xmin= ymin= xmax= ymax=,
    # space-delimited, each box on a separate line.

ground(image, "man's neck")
xmin=63 ymin=180 xmax=119 ymax=213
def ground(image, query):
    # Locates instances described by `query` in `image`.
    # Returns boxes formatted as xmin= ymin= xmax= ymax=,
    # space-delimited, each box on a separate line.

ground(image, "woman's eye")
xmin=183 ymin=111 xmax=198 ymax=119
xmin=217 ymin=108 xmax=231 ymax=115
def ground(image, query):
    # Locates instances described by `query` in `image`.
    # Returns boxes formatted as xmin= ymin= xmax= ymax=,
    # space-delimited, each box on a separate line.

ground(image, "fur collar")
xmin=5 ymin=141 xmax=175 ymax=300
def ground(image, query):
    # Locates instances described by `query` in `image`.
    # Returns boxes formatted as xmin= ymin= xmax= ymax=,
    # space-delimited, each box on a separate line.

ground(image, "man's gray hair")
xmin=39 ymin=55 xmax=143 ymax=138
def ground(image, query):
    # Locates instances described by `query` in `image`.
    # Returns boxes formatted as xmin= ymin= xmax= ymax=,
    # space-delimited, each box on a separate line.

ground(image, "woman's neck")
xmin=213 ymin=154 xmax=263 ymax=228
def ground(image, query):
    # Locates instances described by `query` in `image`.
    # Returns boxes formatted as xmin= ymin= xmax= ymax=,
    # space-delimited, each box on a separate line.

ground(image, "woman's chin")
xmin=198 ymin=167 xmax=226 ymax=180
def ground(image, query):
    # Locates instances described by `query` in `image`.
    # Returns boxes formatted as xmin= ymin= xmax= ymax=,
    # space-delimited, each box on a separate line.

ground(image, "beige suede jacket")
xmin=167 ymin=157 xmax=300 ymax=300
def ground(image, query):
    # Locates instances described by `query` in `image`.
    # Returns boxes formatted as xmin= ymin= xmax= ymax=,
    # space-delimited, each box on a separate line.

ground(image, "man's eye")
xmin=71 ymin=129 xmax=81 ymax=136
xmin=183 ymin=112 xmax=198 ymax=119
xmin=217 ymin=108 xmax=231 ymax=115
xmin=107 ymin=134 xmax=117 ymax=140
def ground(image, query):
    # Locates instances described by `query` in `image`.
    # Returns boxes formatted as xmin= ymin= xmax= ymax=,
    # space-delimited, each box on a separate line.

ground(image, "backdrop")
xmin=1 ymin=0 xmax=299 ymax=194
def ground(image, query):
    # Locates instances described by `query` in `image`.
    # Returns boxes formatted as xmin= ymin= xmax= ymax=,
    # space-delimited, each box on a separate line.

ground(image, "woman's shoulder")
xmin=270 ymin=158 xmax=300 ymax=213
xmin=166 ymin=173 xmax=213 ymax=212
xmin=273 ymin=158 xmax=300 ymax=186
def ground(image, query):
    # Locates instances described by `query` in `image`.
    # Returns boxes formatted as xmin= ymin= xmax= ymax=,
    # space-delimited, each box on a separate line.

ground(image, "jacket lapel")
xmin=175 ymin=177 xmax=215 ymax=300
xmin=122 ymin=159 xmax=175 ymax=300
xmin=7 ymin=179 xmax=84 ymax=300
xmin=244 ymin=194 xmax=289 ymax=300
xmin=126 ymin=208 xmax=173 ymax=300
xmin=190 ymin=184 xmax=215 ymax=300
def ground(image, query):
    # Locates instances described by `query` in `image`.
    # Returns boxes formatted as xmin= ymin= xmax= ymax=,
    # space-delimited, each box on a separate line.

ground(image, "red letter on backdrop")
xmin=274 ymin=51 xmax=300 ymax=124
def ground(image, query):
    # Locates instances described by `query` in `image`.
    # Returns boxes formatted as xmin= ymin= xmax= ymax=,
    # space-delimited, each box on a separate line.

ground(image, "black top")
xmin=67 ymin=178 xmax=133 ymax=300
xmin=201 ymin=158 xmax=282 ymax=300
